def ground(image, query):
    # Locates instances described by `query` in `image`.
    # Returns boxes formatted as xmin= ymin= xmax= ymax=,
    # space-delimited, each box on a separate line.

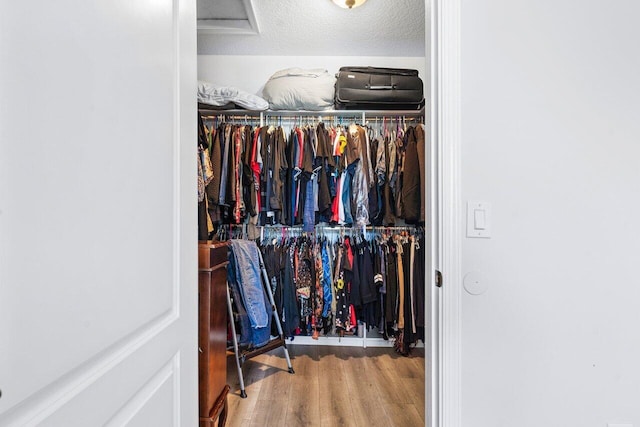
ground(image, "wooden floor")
xmin=224 ymin=344 xmax=426 ymax=427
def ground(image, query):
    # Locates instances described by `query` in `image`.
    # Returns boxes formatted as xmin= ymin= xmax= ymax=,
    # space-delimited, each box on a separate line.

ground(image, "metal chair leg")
xmin=226 ymin=283 xmax=247 ymax=398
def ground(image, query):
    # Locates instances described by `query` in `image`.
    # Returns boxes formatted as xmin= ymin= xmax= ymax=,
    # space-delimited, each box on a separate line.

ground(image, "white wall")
xmin=461 ymin=1 xmax=640 ymax=426
xmin=198 ymin=55 xmax=427 ymax=97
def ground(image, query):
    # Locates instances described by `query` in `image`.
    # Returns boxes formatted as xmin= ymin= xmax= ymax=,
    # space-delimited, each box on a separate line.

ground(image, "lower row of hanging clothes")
xmin=226 ymin=226 xmax=426 ymax=356
xmin=197 ymin=114 xmax=427 ymax=241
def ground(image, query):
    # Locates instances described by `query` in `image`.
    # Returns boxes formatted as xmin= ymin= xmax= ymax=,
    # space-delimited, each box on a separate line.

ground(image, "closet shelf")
xmin=198 ymin=105 xmax=425 ymax=118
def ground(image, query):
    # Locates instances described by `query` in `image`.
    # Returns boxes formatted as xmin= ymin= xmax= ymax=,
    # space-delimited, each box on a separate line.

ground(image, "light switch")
xmin=467 ymin=201 xmax=491 ymax=238
xmin=474 ymin=209 xmax=486 ymax=230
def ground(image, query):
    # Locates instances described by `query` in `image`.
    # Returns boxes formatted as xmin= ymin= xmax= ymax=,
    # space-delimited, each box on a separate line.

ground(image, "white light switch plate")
xmin=466 ymin=201 xmax=491 ymax=238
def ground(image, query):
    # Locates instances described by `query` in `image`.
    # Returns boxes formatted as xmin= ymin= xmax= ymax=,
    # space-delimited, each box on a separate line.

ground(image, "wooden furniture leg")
xmin=199 ymin=385 xmax=230 ymax=427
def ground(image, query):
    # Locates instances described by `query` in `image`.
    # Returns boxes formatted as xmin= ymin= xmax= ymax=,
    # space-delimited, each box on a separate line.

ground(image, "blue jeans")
xmin=227 ymin=260 xmax=251 ymax=347
xmin=228 ymin=240 xmax=272 ymax=348
xmin=229 ymin=240 xmax=268 ymax=328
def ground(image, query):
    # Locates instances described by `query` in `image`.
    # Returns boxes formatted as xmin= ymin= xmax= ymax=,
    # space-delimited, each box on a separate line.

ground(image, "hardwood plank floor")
xmin=225 ymin=345 xmax=426 ymax=427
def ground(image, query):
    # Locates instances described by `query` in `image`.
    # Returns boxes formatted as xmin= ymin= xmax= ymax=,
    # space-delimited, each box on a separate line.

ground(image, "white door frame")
xmin=429 ymin=0 xmax=462 ymax=426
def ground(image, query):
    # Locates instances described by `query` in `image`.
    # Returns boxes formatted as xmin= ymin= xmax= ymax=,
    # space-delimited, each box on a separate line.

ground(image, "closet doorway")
xmin=196 ymin=1 xmax=438 ymax=426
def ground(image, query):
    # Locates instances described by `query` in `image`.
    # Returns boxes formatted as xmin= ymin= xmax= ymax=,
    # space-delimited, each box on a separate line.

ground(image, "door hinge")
xmin=435 ymin=270 xmax=443 ymax=287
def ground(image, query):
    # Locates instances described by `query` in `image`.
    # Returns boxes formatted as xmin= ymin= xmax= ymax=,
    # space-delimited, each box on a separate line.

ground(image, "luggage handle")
xmin=366 ymin=84 xmax=396 ymax=90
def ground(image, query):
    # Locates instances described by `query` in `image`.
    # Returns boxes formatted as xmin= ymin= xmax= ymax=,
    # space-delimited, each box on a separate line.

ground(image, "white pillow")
xmin=198 ymin=81 xmax=269 ymax=111
xmin=262 ymin=68 xmax=336 ymax=111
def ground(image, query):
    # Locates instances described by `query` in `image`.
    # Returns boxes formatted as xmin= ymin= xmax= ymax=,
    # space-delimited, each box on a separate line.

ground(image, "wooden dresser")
xmin=198 ymin=241 xmax=230 ymax=427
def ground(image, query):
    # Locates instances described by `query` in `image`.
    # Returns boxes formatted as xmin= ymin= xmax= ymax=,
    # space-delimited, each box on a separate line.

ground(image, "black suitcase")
xmin=335 ymin=66 xmax=424 ymax=110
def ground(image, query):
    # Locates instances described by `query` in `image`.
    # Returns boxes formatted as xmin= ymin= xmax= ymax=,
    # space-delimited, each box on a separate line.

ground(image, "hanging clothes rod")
xmin=197 ymin=107 xmax=425 ymax=118
xmin=257 ymin=224 xmax=419 ymax=232
xmin=201 ymin=115 xmax=261 ymax=121
xmin=200 ymin=115 xmax=422 ymax=127
xmin=255 ymin=224 xmax=422 ymax=245
xmin=214 ymin=223 xmax=419 ymax=233
xmin=199 ymin=107 xmax=425 ymax=130
xmin=259 ymin=116 xmax=422 ymax=121
xmin=263 ymin=109 xmax=424 ymax=117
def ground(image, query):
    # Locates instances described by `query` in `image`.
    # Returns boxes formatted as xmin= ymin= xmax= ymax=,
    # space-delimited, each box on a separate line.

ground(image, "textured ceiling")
xmin=197 ymin=0 xmax=426 ymax=57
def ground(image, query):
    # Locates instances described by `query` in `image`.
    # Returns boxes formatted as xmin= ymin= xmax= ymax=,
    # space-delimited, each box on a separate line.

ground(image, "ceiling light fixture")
xmin=332 ymin=0 xmax=367 ymax=9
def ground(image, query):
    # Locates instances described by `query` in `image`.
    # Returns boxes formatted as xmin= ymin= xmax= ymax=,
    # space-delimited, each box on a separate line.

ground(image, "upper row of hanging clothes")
xmin=197 ymin=114 xmax=426 ymax=240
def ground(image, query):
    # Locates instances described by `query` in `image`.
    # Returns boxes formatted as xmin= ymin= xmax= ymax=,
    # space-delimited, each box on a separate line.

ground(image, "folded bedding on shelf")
xmin=198 ymin=80 xmax=269 ymax=111
xmin=262 ymin=68 xmax=336 ymax=111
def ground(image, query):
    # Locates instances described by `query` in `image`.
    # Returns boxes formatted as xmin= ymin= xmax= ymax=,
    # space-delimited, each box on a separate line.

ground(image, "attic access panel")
xmin=198 ymin=0 xmax=260 ymax=35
